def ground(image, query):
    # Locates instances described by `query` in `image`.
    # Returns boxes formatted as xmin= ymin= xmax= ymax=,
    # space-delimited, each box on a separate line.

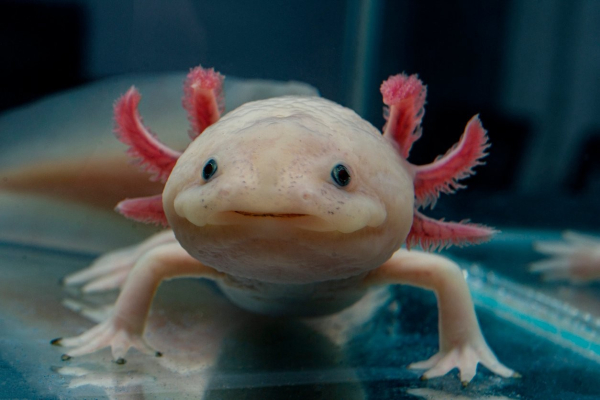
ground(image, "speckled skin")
xmin=161 ymin=96 xmax=414 ymax=315
xmin=165 ymin=97 xmax=414 ymax=285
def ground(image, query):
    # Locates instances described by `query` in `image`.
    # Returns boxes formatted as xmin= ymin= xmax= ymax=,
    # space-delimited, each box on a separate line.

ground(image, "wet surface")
xmin=1 ymin=235 xmax=599 ymax=399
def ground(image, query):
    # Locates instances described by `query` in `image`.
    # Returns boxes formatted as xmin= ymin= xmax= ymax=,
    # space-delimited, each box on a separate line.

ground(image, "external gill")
xmin=112 ymin=65 xmax=225 ymax=225
xmin=381 ymin=73 xmax=495 ymax=251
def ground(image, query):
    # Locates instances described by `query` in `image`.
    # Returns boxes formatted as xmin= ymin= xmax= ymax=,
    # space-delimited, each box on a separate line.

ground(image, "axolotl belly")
xmin=56 ymin=66 xmax=517 ymax=384
xmin=217 ymin=273 xmax=369 ymax=317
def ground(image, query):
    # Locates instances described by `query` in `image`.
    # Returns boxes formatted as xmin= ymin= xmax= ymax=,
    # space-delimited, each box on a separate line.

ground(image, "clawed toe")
xmin=410 ymin=345 xmax=516 ymax=384
xmin=408 ymin=353 xmax=442 ymax=370
xmin=55 ymin=318 xmax=160 ymax=362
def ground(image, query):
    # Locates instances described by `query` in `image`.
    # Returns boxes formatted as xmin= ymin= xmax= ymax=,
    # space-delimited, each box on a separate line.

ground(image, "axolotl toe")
xmin=531 ymin=231 xmax=600 ymax=283
xmin=55 ymin=66 xmax=517 ymax=384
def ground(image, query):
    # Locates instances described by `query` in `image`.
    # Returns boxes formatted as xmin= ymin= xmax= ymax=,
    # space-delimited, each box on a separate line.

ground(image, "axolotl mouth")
xmin=233 ymin=211 xmax=307 ymax=218
xmin=172 ymin=186 xmax=388 ymax=233
xmin=204 ymin=210 xmax=339 ymax=232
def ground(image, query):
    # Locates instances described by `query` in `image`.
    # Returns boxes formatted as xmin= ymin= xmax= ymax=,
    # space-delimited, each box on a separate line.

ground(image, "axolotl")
xmin=54 ymin=65 xmax=517 ymax=384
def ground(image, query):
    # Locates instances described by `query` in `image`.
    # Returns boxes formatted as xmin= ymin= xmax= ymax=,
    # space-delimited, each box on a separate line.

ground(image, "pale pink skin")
xmin=531 ymin=231 xmax=600 ymax=283
xmin=57 ymin=66 xmax=516 ymax=384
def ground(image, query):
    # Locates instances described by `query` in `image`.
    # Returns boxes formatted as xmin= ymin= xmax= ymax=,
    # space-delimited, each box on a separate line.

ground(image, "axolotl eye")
xmin=331 ymin=164 xmax=351 ymax=187
xmin=202 ymin=158 xmax=218 ymax=181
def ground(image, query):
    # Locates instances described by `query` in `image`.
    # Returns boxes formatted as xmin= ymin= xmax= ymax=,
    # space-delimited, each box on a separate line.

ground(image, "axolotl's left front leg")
xmin=54 ymin=242 xmax=224 ymax=363
xmin=364 ymin=250 xmax=518 ymax=385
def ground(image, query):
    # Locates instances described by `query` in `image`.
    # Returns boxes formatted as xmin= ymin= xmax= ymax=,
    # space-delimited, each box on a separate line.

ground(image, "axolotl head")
xmin=163 ymin=96 xmax=414 ymax=284
xmin=116 ymin=67 xmax=493 ymax=285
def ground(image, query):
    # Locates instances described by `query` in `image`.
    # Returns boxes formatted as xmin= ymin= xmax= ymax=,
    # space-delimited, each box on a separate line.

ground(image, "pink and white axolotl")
xmin=54 ymin=66 xmax=517 ymax=384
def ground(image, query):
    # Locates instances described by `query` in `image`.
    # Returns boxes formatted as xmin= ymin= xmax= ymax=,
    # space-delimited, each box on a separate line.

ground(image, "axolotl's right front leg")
xmin=53 ymin=242 xmax=224 ymax=363
xmin=363 ymin=250 xmax=517 ymax=385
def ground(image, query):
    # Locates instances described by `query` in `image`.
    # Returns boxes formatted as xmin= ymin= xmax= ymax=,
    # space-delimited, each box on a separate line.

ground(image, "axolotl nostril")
xmin=55 ymin=65 xmax=517 ymax=384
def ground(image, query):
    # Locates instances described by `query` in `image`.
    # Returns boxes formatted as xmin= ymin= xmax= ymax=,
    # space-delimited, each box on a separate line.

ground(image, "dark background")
xmin=1 ymin=0 xmax=599 ymax=229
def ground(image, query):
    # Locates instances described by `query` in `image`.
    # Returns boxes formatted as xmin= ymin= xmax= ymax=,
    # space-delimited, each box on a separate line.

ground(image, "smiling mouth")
xmin=234 ymin=211 xmax=308 ymax=218
xmin=201 ymin=211 xmax=337 ymax=232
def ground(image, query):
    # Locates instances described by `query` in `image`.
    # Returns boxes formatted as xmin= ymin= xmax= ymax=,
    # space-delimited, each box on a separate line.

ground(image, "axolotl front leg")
xmin=364 ymin=250 xmax=518 ymax=384
xmin=55 ymin=242 xmax=224 ymax=363
xmin=62 ymin=230 xmax=177 ymax=293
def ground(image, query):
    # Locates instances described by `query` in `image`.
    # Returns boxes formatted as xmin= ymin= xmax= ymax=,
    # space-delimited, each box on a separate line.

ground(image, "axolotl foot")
xmin=55 ymin=241 xmax=223 ymax=363
xmin=52 ymin=317 xmax=161 ymax=364
xmin=531 ymin=231 xmax=600 ymax=284
xmin=364 ymin=250 xmax=517 ymax=384
xmin=408 ymin=338 xmax=519 ymax=385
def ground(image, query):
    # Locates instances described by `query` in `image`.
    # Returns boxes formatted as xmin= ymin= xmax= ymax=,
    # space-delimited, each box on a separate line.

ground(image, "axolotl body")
xmin=56 ymin=66 xmax=516 ymax=384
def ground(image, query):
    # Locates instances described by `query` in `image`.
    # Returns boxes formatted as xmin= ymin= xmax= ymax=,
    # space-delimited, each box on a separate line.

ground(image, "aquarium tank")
xmin=0 ymin=0 xmax=599 ymax=399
